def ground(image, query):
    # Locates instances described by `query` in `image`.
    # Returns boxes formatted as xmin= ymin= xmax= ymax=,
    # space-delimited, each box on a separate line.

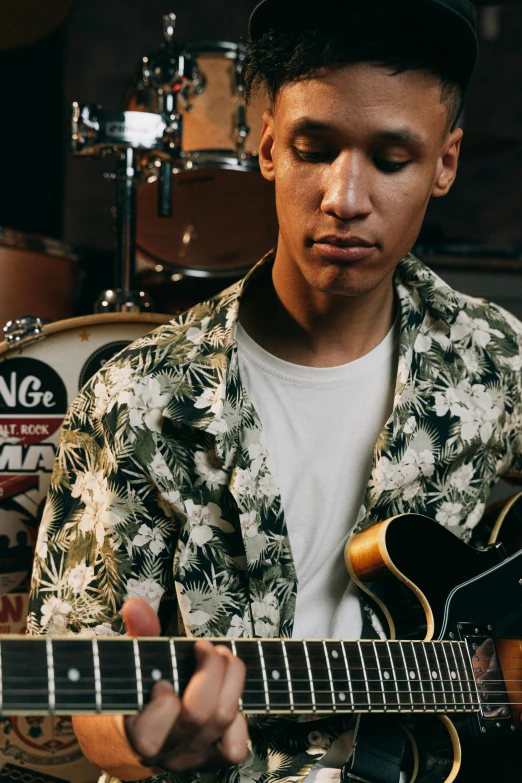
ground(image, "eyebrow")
xmin=289 ymin=118 xmax=426 ymax=148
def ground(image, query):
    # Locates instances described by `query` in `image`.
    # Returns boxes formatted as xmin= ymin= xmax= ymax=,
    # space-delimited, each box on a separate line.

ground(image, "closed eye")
xmin=374 ymin=158 xmax=411 ymax=174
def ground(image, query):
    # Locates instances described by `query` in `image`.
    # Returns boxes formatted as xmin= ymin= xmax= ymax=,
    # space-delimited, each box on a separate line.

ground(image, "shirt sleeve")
xmin=27 ymin=399 xmax=180 ymax=638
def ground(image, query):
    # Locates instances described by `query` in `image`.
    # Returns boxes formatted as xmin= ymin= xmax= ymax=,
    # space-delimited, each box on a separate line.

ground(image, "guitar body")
xmin=346 ymin=498 xmax=522 ymax=783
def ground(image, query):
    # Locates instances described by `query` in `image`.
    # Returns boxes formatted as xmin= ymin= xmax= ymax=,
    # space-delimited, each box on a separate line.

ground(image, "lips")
xmin=313 ymin=235 xmax=377 ymax=262
xmin=315 ymin=235 xmax=375 ymax=248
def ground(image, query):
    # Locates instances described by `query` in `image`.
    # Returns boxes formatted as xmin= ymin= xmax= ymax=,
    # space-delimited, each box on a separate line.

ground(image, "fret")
xmin=398 ymin=642 xmax=414 ymax=710
xmin=372 ymin=641 xmax=387 ymax=711
xmin=448 ymin=641 xmax=465 ymax=708
xmin=322 ymin=641 xmax=336 ymax=712
xmin=281 ymin=641 xmax=294 ymax=712
xmin=385 ymin=641 xmax=400 ymax=710
xmin=46 ymin=639 xmax=56 ymax=714
xmin=341 ymin=641 xmax=355 ymax=711
xmin=363 ymin=641 xmax=385 ymax=709
xmin=229 ymin=640 xmax=244 ymax=712
xmin=92 ymin=639 xmax=102 ymax=712
xmin=302 ymin=641 xmax=316 ymax=712
xmin=257 ymin=641 xmax=270 ymax=712
xmin=420 ymin=643 xmax=437 ymax=709
xmin=438 ymin=642 xmax=458 ymax=711
xmin=169 ymin=638 xmax=179 ymax=695
xmin=457 ymin=642 xmax=479 ymax=709
xmin=357 ymin=641 xmax=371 ymax=710
xmin=250 ymin=642 xmax=292 ymax=710
xmin=409 ymin=642 xmax=426 ymax=709
xmin=1 ymin=640 xmax=48 ymax=712
xmin=54 ymin=640 xmax=97 ymax=712
xmin=138 ymin=640 xmax=184 ymax=705
xmin=0 ymin=640 xmax=3 ymax=712
xmin=133 ymin=639 xmax=144 ymax=711
xmin=97 ymin=639 xmax=140 ymax=712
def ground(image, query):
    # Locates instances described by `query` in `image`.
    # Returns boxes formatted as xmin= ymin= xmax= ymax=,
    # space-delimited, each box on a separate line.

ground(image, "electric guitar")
xmin=2 ymin=494 xmax=522 ymax=783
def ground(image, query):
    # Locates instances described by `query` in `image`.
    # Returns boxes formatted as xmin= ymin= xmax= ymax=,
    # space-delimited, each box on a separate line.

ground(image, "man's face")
xmin=259 ymin=63 xmax=463 ymax=298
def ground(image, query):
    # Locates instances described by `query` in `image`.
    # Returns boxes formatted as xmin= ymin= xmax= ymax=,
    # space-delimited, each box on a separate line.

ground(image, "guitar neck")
xmin=0 ymin=636 xmax=482 ymax=715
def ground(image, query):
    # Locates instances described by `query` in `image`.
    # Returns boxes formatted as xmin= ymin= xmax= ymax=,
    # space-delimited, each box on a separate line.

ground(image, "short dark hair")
xmin=244 ymin=3 xmax=464 ymax=131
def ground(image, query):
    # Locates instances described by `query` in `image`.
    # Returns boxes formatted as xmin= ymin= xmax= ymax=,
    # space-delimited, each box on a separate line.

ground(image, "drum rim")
xmin=184 ymin=41 xmax=244 ymax=58
xmin=136 ymin=249 xmax=254 ymax=280
xmin=0 ymin=228 xmax=80 ymax=261
xmin=0 ymin=312 xmax=172 ymax=356
xmin=172 ymin=152 xmax=260 ymax=173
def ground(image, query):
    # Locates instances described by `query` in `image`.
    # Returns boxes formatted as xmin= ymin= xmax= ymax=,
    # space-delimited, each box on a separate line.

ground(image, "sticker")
xmin=0 ymin=762 xmax=69 ymax=783
xmin=0 ymin=718 xmax=83 ymax=768
xmin=78 ymin=341 xmax=131 ymax=389
xmin=0 ymin=360 xmax=67 ymax=447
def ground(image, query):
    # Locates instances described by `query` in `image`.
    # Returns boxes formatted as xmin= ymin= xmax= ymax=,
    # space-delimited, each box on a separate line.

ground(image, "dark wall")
xmin=1 ymin=1 xmax=521 ymax=255
xmin=0 ymin=28 xmax=65 ymax=238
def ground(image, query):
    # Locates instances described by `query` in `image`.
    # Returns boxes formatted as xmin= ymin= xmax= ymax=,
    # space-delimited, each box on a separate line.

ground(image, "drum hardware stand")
xmin=234 ymin=50 xmax=251 ymax=162
xmin=3 ymin=316 xmax=44 ymax=349
xmin=71 ymin=101 xmax=189 ymax=313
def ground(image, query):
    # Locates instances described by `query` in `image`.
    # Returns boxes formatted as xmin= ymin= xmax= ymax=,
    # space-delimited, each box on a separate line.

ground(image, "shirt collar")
xmin=161 ymin=251 xmax=460 ymax=433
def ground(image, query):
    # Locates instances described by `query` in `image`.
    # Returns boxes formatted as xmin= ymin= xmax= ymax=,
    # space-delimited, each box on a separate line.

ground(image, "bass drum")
xmin=0 ymin=228 xmax=82 ymax=325
xmin=0 ymin=312 xmax=170 ymax=594
xmin=0 ymin=312 xmax=170 ymax=783
xmin=134 ymin=42 xmax=279 ymax=279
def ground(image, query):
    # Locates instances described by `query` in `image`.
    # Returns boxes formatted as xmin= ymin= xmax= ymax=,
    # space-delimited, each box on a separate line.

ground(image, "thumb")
xmin=121 ymin=598 xmax=161 ymax=637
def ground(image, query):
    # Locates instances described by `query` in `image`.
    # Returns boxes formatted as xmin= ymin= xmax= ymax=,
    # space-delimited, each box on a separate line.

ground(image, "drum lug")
xmin=3 ymin=316 xmax=44 ymax=348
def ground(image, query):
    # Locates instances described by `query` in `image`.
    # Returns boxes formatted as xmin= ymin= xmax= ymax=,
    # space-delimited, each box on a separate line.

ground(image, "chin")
xmin=302 ymin=253 xmax=392 ymax=298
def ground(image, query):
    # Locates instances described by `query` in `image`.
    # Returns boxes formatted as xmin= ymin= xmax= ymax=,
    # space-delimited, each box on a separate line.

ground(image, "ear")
xmin=259 ymin=108 xmax=276 ymax=182
xmin=431 ymin=127 xmax=463 ymax=198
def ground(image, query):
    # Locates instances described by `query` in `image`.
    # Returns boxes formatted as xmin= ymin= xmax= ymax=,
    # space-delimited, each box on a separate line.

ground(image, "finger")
xmin=164 ymin=714 xmax=249 ymax=773
xmin=175 ymin=641 xmax=228 ymax=736
xmin=122 ymin=598 xmax=161 ymax=637
xmin=213 ymin=712 xmax=249 ymax=766
xmin=176 ymin=645 xmax=245 ymax=753
xmin=125 ymin=681 xmax=181 ymax=761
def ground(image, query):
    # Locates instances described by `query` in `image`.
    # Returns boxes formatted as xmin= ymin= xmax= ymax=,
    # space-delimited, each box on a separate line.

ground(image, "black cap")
xmin=249 ymin=0 xmax=478 ymax=105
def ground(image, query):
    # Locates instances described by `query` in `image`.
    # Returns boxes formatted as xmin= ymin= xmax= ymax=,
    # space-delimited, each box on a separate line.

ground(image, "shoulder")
xmin=67 ymin=282 xmax=241 ymax=429
xmin=398 ymin=255 xmax=522 ymax=370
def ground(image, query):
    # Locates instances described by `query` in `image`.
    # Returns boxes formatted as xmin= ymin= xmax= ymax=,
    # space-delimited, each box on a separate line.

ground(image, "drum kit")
xmin=0 ymin=11 xmax=280 ymax=609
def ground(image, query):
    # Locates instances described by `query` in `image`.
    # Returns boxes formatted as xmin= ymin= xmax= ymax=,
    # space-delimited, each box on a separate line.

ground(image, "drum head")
xmin=137 ymin=166 xmax=279 ymax=276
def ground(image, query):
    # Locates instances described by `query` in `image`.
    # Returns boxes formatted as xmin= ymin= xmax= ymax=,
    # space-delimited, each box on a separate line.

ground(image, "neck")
xmin=240 ymin=247 xmax=397 ymax=367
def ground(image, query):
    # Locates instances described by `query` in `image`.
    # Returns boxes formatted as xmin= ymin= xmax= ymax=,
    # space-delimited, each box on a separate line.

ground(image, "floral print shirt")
xmin=28 ymin=252 xmax=522 ymax=783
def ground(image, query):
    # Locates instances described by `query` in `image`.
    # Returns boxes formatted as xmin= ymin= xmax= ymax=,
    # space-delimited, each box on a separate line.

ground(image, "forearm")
xmin=72 ymin=714 xmax=159 ymax=781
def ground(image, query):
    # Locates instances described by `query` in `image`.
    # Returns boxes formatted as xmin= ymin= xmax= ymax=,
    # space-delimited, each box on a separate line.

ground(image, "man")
xmin=28 ymin=0 xmax=522 ymax=781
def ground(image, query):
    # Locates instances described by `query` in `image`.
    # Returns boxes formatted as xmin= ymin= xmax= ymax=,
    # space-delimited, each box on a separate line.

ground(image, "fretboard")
xmin=0 ymin=637 xmax=482 ymax=715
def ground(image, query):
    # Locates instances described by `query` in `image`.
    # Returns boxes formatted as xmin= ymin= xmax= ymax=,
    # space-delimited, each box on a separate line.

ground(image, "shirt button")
xmin=308 ymin=731 xmax=323 ymax=746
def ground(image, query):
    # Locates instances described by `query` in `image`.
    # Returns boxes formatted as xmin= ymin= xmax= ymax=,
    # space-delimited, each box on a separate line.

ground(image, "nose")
xmin=321 ymin=151 xmax=373 ymax=221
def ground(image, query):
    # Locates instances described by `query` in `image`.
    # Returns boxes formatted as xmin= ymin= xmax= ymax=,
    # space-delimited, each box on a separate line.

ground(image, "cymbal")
xmin=460 ymin=132 xmax=520 ymax=161
xmin=0 ymin=0 xmax=75 ymax=51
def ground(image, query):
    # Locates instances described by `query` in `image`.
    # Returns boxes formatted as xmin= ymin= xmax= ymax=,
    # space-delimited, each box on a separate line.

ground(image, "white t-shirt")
xmin=236 ymin=320 xmax=399 ymax=778
xmin=236 ymin=320 xmax=399 ymax=640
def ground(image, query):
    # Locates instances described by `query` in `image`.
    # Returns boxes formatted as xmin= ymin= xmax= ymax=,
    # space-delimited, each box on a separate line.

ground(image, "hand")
xmin=121 ymin=598 xmax=248 ymax=772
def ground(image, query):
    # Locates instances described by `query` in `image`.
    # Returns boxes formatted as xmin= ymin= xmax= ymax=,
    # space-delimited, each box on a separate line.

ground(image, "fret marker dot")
xmin=68 ymin=668 xmax=80 ymax=682
xmin=432 ymin=671 xmax=438 ymax=679
xmin=271 ymin=670 xmax=280 ymax=681
xmin=451 ymin=671 xmax=457 ymax=680
xmin=409 ymin=671 xmax=416 ymax=679
xmin=331 ymin=650 xmax=339 ymax=659
xmin=152 ymin=669 xmax=162 ymax=682
xmin=384 ymin=671 xmax=390 ymax=680
xmin=338 ymin=692 xmax=346 ymax=702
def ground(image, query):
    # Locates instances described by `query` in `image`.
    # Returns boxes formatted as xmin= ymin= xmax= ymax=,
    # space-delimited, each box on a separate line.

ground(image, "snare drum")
xmin=133 ymin=42 xmax=279 ymax=278
xmin=0 ymin=312 xmax=170 ymax=593
xmin=0 ymin=229 xmax=81 ymax=325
